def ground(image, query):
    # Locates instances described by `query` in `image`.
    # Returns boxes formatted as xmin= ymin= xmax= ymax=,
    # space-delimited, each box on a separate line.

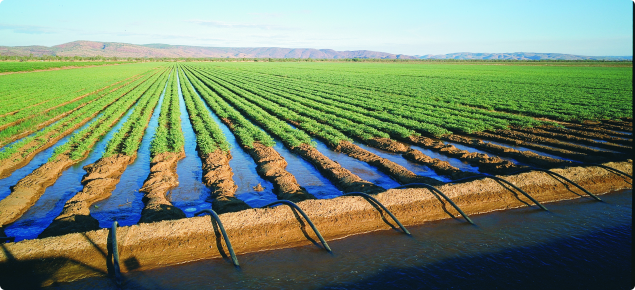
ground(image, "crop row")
xmin=177 ymin=67 xmax=230 ymax=154
xmin=0 ymin=68 xmax=159 ymax=166
xmin=50 ymin=67 xmax=168 ymax=161
xmin=183 ymin=68 xmax=320 ymax=148
xmin=192 ymin=65 xmax=540 ymax=135
xmin=183 ymin=67 xmax=275 ymax=150
xmin=214 ymin=63 xmax=631 ymax=121
xmin=103 ymin=68 xmax=170 ymax=157
xmin=150 ymin=68 xmax=185 ymax=156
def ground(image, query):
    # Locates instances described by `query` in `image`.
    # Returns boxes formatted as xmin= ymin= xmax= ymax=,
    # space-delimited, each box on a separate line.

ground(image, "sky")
xmin=0 ymin=0 xmax=632 ymax=56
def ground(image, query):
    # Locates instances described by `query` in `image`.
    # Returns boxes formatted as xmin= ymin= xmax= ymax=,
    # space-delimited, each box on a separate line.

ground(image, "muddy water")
xmin=56 ymin=189 xmax=632 ymax=289
xmin=183 ymin=74 xmax=276 ymax=209
xmin=313 ymin=139 xmax=400 ymax=189
xmin=439 ymin=139 xmax=525 ymax=164
xmin=90 ymin=83 xmax=168 ymax=228
xmin=273 ymin=141 xmax=342 ymax=199
xmin=3 ymin=105 xmax=138 ymax=241
xmin=409 ymin=145 xmax=481 ymax=174
xmin=0 ymin=119 xmax=99 ymax=202
xmin=355 ymin=142 xmax=450 ymax=183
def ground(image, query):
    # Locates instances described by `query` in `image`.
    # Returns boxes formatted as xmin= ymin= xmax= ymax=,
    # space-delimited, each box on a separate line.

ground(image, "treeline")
xmin=0 ymin=54 xmax=631 ymax=63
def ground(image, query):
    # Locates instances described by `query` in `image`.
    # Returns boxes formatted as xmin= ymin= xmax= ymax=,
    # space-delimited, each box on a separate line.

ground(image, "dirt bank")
xmin=0 ymin=156 xmax=75 ymax=227
xmin=38 ymin=154 xmax=134 ymax=238
xmin=538 ymin=125 xmax=632 ymax=146
xmin=493 ymin=129 xmax=627 ymax=158
xmin=336 ymin=141 xmax=443 ymax=185
xmin=369 ymin=137 xmax=472 ymax=179
xmin=138 ymin=152 xmax=187 ymax=224
xmin=469 ymin=131 xmax=602 ymax=163
xmin=217 ymin=118 xmax=314 ymax=204
xmin=246 ymin=142 xmax=316 ymax=203
xmin=292 ymin=143 xmax=385 ymax=194
xmin=408 ymin=136 xmax=524 ymax=174
xmin=0 ymin=161 xmax=630 ymax=287
xmin=199 ymin=150 xmax=251 ymax=214
xmin=513 ymin=127 xmax=631 ymax=153
xmin=442 ymin=135 xmax=573 ymax=168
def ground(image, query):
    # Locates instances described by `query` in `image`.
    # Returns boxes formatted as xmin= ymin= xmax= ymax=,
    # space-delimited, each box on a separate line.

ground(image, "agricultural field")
xmin=0 ymin=61 xmax=632 ymax=287
xmin=0 ymin=61 xmax=131 ymax=74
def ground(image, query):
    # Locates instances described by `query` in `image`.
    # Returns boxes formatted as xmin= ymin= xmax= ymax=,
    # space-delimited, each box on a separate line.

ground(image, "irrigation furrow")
xmin=0 ymin=70 xmax=158 ymax=179
xmin=563 ymin=122 xmax=632 ymax=137
xmin=184 ymin=67 xmax=384 ymax=194
xmin=493 ymin=129 xmax=627 ymax=158
xmin=187 ymin=67 xmax=443 ymax=186
xmin=38 ymin=69 xmax=169 ymax=237
xmin=538 ymin=125 xmax=633 ymax=146
xmin=469 ymin=131 xmax=603 ymax=163
xmin=180 ymin=68 xmax=316 ymax=204
xmin=139 ymin=70 xmax=188 ymax=223
xmin=513 ymin=127 xmax=632 ymax=153
xmin=197 ymin=67 xmax=474 ymax=180
xmin=0 ymin=68 xmax=166 ymax=228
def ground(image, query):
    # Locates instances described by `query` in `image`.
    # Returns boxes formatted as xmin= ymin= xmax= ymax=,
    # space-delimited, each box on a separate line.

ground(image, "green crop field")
xmin=0 ymin=60 xmax=631 ymax=243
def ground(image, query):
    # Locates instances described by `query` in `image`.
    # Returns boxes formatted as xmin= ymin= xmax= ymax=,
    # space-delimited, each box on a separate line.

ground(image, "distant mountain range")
xmin=415 ymin=52 xmax=632 ymax=61
xmin=0 ymin=41 xmax=631 ymax=60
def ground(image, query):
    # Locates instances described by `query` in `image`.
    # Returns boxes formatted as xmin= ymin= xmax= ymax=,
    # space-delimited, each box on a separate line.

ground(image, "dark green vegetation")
xmin=0 ymin=61 xmax=131 ymax=73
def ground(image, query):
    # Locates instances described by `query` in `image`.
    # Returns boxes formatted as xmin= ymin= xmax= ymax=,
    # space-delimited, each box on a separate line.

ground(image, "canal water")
xmin=50 ymin=189 xmax=631 ymax=290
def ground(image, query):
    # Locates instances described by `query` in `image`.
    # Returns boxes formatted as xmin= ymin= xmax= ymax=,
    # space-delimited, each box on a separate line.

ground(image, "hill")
xmin=0 ymin=41 xmax=631 ymax=60
xmin=0 ymin=41 xmax=416 ymax=59
xmin=415 ymin=52 xmax=632 ymax=61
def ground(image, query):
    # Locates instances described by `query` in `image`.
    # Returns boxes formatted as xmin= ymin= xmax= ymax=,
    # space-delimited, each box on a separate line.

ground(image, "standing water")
xmin=91 ymin=79 xmax=169 ymax=228
xmin=4 ymin=103 xmax=139 ymax=241
xmin=182 ymin=72 xmax=276 ymax=209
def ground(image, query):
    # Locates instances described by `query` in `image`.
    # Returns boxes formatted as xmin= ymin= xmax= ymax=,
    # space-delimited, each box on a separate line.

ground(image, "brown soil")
xmin=138 ymin=152 xmax=187 ymax=224
xmin=218 ymin=118 xmax=315 ymax=204
xmin=564 ymin=123 xmax=632 ymax=137
xmin=0 ymin=156 xmax=75 ymax=226
xmin=601 ymin=119 xmax=633 ymax=128
xmin=469 ymin=131 xmax=603 ymax=163
xmin=402 ymin=149 xmax=477 ymax=179
xmin=442 ymin=135 xmax=573 ymax=168
xmin=292 ymin=143 xmax=385 ymax=194
xmin=336 ymin=141 xmax=443 ymax=185
xmin=513 ymin=127 xmax=631 ymax=153
xmin=364 ymin=137 xmax=409 ymax=153
xmin=253 ymin=183 xmax=264 ymax=191
xmin=1 ymin=161 xmax=630 ymax=287
xmin=245 ymin=142 xmax=316 ymax=203
xmin=538 ymin=125 xmax=632 ymax=146
xmin=200 ymin=150 xmax=250 ymax=214
xmin=0 ymin=72 xmax=153 ymax=179
xmin=369 ymin=137 xmax=473 ymax=179
xmin=38 ymin=155 xmax=134 ymax=238
xmin=408 ymin=136 xmax=524 ymax=174
xmin=494 ymin=129 xmax=627 ymax=158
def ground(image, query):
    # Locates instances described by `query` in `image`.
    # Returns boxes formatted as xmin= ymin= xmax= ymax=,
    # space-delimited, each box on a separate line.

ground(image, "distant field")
xmin=0 ymin=61 xmax=131 ymax=73
xmin=0 ymin=60 xmax=631 ymax=244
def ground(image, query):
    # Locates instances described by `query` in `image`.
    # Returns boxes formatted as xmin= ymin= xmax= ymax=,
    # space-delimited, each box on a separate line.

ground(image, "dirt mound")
xmin=38 ymin=154 xmax=134 ymax=238
xmin=0 ymin=156 xmax=75 ymax=226
xmin=248 ymin=142 xmax=315 ymax=202
xmin=293 ymin=143 xmax=384 ymax=194
xmin=337 ymin=141 xmax=443 ymax=185
xmin=138 ymin=152 xmax=187 ymax=224
xmin=200 ymin=150 xmax=250 ymax=214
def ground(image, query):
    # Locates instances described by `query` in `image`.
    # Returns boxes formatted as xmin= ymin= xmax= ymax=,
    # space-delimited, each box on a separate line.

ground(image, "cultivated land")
xmin=0 ymin=61 xmax=632 ymax=287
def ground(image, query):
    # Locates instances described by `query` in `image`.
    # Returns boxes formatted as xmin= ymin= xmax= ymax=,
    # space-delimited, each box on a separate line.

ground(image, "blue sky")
xmin=0 ymin=0 xmax=632 ymax=56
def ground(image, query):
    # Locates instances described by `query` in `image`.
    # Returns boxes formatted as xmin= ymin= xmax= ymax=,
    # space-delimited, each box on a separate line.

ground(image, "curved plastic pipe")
xmin=392 ymin=183 xmax=475 ymax=224
xmin=451 ymin=175 xmax=548 ymax=211
xmin=262 ymin=200 xmax=332 ymax=252
xmin=343 ymin=192 xmax=411 ymax=235
xmin=194 ymin=209 xmax=240 ymax=267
